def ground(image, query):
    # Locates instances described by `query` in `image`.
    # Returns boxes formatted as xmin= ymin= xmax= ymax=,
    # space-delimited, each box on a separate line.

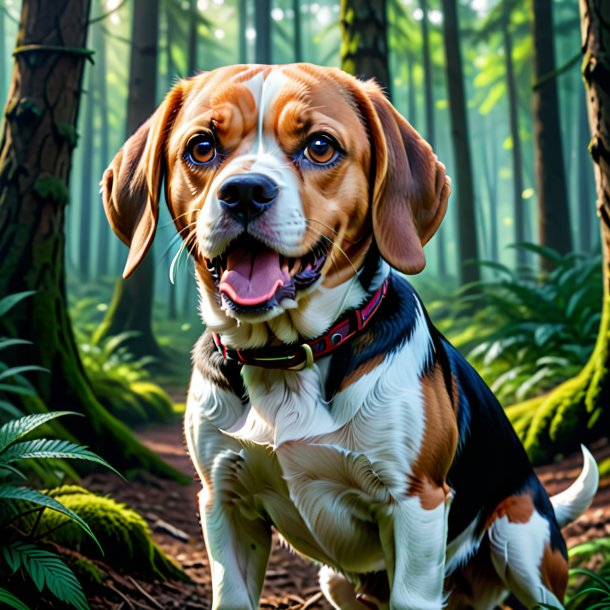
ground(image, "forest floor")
xmin=82 ymin=418 xmax=610 ymax=610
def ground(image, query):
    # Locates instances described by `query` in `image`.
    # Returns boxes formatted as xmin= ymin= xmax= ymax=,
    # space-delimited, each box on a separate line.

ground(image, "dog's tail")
xmin=550 ymin=445 xmax=599 ymax=529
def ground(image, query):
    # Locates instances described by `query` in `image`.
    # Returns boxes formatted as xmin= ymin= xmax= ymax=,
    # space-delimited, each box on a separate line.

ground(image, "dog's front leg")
xmin=379 ymin=489 xmax=452 ymax=610
xmin=199 ymin=449 xmax=272 ymax=610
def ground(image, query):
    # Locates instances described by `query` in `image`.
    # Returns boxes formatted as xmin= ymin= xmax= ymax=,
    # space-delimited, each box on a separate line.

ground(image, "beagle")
xmin=101 ymin=64 xmax=599 ymax=610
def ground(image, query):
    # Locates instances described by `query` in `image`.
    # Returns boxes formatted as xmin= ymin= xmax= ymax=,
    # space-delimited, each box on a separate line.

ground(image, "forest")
xmin=0 ymin=0 xmax=609 ymax=608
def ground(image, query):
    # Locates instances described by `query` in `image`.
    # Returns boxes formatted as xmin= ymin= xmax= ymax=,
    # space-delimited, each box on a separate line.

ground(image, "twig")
xmin=128 ymin=576 xmax=165 ymax=610
xmin=301 ymin=592 xmax=324 ymax=609
xmin=105 ymin=582 xmax=136 ymax=610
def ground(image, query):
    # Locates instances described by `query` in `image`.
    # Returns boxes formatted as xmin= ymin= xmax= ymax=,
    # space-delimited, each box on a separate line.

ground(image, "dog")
xmin=101 ymin=64 xmax=599 ymax=610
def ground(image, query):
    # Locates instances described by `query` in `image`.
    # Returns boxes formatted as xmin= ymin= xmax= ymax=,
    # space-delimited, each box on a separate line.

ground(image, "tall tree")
xmin=481 ymin=115 xmax=499 ymax=263
xmin=0 ymin=5 xmax=5 ymax=99
xmin=507 ymin=0 xmax=610 ymax=463
xmin=578 ymin=90 xmax=592 ymax=251
xmin=0 ymin=0 xmax=177 ymax=477
xmin=94 ymin=0 xmax=164 ymax=359
xmin=532 ymin=0 xmax=573 ymax=267
xmin=502 ymin=4 xmax=526 ymax=267
xmin=187 ymin=0 xmax=198 ymax=74
xmin=339 ymin=0 xmax=391 ymax=94
xmin=78 ymin=68 xmax=94 ymax=282
xmin=255 ymin=0 xmax=271 ymax=64
xmin=441 ymin=0 xmax=480 ymax=284
xmin=93 ymin=20 xmax=111 ymax=276
xmin=292 ymin=0 xmax=302 ymax=62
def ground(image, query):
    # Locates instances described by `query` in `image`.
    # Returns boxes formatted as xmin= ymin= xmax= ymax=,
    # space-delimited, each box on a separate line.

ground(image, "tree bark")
xmin=421 ymin=0 xmax=434 ymax=147
xmin=532 ymin=0 xmax=573 ymax=267
xmin=292 ymin=0 xmax=302 ymax=63
xmin=578 ymin=89 xmax=593 ymax=251
xmin=255 ymin=0 xmax=271 ymax=64
xmin=187 ymin=0 xmax=197 ymax=74
xmin=481 ymin=116 xmax=499 ymax=263
xmin=503 ymin=11 xmax=526 ymax=267
xmin=339 ymin=0 xmax=391 ymax=95
xmin=78 ymin=66 xmax=94 ymax=282
xmin=0 ymin=7 xmax=5 ymax=99
xmin=93 ymin=20 xmax=111 ymax=276
xmin=0 ymin=0 xmax=182 ymax=480
xmin=95 ymin=0 xmax=164 ymax=359
xmin=440 ymin=0 xmax=480 ymax=284
xmin=506 ymin=0 xmax=610 ymax=464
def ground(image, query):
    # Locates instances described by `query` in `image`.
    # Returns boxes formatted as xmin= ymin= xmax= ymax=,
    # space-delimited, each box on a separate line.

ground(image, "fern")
xmin=3 ymin=541 xmax=89 ymax=610
xmin=0 ymin=587 xmax=30 ymax=610
xmin=0 ymin=438 xmax=121 ymax=477
xmin=0 ymin=411 xmax=79 ymax=453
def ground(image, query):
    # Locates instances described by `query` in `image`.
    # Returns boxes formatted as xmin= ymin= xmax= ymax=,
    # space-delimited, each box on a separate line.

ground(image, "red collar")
xmin=213 ymin=277 xmax=389 ymax=371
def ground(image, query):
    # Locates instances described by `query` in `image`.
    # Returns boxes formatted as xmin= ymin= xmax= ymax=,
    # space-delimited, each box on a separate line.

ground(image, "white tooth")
xmin=280 ymin=298 xmax=298 ymax=309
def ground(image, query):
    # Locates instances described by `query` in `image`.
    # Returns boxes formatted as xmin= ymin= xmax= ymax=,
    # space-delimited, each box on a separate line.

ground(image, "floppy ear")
xmin=101 ymin=85 xmax=184 ymax=278
xmin=359 ymin=81 xmax=451 ymax=274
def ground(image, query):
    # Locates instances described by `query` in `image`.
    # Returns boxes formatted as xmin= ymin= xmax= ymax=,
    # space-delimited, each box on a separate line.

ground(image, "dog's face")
xmin=102 ymin=64 xmax=450 ymax=333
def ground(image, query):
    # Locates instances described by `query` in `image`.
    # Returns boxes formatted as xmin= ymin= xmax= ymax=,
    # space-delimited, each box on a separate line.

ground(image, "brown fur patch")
xmin=338 ymin=354 xmax=385 ymax=392
xmin=540 ymin=544 xmax=568 ymax=601
xmin=407 ymin=363 xmax=458 ymax=509
xmin=485 ymin=493 xmax=535 ymax=530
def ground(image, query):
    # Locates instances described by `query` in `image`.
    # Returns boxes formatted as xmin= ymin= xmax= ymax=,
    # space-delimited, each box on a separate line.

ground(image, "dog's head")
xmin=102 ymin=64 xmax=450 ymax=343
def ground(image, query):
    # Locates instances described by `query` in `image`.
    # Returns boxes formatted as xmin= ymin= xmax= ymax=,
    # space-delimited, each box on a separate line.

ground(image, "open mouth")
xmin=205 ymin=237 xmax=330 ymax=313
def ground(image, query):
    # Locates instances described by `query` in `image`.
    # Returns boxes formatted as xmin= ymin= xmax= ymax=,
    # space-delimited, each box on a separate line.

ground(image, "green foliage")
xmin=56 ymin=122 xmax=79 ymax=148
xmin=33 ymin=175 xmax=69 ymax=206
xmin=430 ymin=246 xmax=602 ymax=405
xmin=14 ymin=485 xmax=188 ymax=582
xmin=537 ymin=538 xmax=610 ymax=609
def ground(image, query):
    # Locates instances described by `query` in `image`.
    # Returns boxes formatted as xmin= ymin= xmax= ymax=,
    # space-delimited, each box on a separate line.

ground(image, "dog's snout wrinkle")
xmin=217 ymin=173 xmax=279 ymax=227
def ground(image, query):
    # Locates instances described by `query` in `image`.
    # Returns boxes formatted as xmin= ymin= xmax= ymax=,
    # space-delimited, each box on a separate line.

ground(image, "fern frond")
xmin=0 ymin=292 xmax=36 ymax=317
xmin=0 ymin=412 xmax=80 ymax=453
xmin=0 ymin=439 xmax=122 ymax=478
xmin=0 ymin=485 xmax=100 ymax=550
xmin=2 ymin=541 xmax=89 ymax=610
xmin=0 ymin=588 xmax=31 ymax=610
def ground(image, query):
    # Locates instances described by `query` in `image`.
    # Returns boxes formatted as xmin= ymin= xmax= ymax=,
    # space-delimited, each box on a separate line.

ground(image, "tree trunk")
xmin=406 ymin=59 xmax=417 ymax=126
xmin=578 ymin=90 xmax=593 ymax=251
xmin=187 ymin=0 xmax=197 ymax=74
xmin=339 ymin=0 xmax=391 ymax=95
xmin=503 ymin=12 xmax=526 ymax=267
xmin=78 ymin=67 xmax=94 ymax=282
xmin=0 ymin=6 xmax=5 ymax=99
xmin=506 ymin=0 xmax=610 ymax=464
xmin=532 ymin=0 xmax=573 ymax=267
xmin=292 ymin=0 xmax=302 ymax=62
xmin=95 ymin=0 xmax=163 ymax=359
xmin=255 ymin=0 xmax=271 ymax=64
xmin=0 ymin=0 xmax=183 ymax=480
xmin=238 ymin=0 xmax=248 ymax=63
xmin=440 ymin=0 xmax=480 ymax=285
xmin=94 ymin=21 xmax=111 ymax=276
xmin=421 ymin=0 xmax=434 ymax=147
xmin=481 ymin=116 xmax=499 ymax=263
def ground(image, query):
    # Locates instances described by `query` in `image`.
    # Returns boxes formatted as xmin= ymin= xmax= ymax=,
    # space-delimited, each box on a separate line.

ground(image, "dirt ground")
xmin=82 ymin=421 xmax=610 ymax=610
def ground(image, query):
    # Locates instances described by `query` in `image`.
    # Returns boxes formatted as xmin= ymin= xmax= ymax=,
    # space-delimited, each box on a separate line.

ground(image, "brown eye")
xmin=304 ymin=134 xmax=338 ymax=165
xmin=186 ymin=133 xmax=216 ymax=165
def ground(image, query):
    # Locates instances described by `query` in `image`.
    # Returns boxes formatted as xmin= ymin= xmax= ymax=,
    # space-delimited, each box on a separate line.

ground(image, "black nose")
xmin=217 ymin=173 xmax=279 ymax=226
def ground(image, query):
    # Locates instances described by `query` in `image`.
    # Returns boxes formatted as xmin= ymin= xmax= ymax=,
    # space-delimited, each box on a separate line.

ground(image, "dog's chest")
xmin=212 ymin=353 xmax=428 ymax=571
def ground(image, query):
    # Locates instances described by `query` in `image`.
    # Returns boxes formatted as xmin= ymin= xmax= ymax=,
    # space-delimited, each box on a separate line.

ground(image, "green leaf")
xmin=0 ymin=339 xmax=32 ymax=351
xmin=0 ymin=412 xmax=78 ymax=452
xmin=2 ymin=542 xmax=89 ymax=610
xmin=0 ymin=384 xmax=37 ymax=398
xmin=0 ymin=485 xmax=100 ymax=550
xmin=0 ymin=366 xmax=48 ymax=382
xmin=0 ymin=439 xmax=122 ymax=478
xmin=0 ymin=292 xmax=36 ymax=317
xmin=0 ymin=400 xmax=24 ymax=418
xmin=0 ymin=588 xmax=31 ymax=610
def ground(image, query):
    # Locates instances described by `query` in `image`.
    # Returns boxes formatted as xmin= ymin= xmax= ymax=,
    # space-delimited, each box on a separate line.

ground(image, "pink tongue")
xmin=219 ymin=244 xmax=290 ymax=306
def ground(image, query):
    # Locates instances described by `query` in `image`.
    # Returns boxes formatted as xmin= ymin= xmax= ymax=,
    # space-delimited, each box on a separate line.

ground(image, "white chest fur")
xmin=185 ymin=308 xmax=433 ymax=572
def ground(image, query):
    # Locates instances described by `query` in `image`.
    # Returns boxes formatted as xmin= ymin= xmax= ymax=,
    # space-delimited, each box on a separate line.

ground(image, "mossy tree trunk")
xmin=339 ymin=0 xmax=391 ymax=95
xmin=532 ymin=0 xmax=573 ymax=269
xmin=441 ymin=0 xmax=480 ymax=285
xmin=94 ymin=0 xmax=164 ymax=360
xmin=0 ymin=0 xmax=185 ymax=481
xmin=506 ymin=0 xmax=610 ymax=464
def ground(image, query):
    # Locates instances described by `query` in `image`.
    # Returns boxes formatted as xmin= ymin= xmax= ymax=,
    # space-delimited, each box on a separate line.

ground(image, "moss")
xmin=19 ymin=486 xmax=188 ymax=582
xmin=55 ymin=122 xmax=78 ymax=148
xmin=69 ymin=555 xmax=103 ymax=586
xmin=33 ymin=175 xmax=69 ymax=207
xmin=128 ymin=381 xmax=174 ymax=422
